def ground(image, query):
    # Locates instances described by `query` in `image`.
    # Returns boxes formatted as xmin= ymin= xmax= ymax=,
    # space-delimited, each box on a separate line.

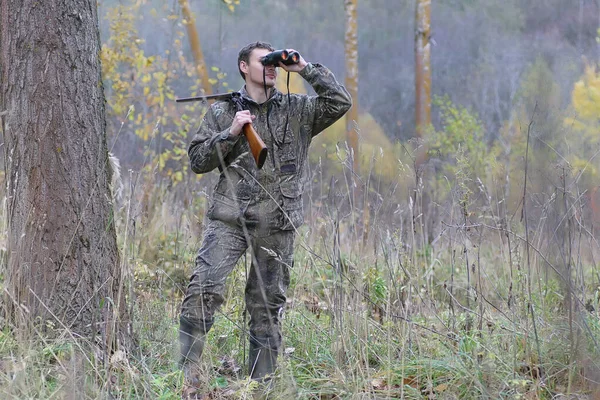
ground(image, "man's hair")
xmin=237 ymin=41 xmax=275 ymax=80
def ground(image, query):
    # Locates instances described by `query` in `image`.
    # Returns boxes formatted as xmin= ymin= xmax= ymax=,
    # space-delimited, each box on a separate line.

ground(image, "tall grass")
xmin=1 ymin=121 xmax=600 ymax=399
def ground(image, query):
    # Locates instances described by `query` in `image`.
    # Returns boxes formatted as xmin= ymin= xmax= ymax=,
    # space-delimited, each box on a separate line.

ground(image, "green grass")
xmin=2 ymin=168 xmax=600 ymax=399
xmin=2 ymin=239 xmax=598 ymax=399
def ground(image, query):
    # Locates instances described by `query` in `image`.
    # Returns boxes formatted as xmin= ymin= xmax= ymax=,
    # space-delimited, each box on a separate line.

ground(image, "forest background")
xmin=3 ymin=0 xmax=600 ymax=398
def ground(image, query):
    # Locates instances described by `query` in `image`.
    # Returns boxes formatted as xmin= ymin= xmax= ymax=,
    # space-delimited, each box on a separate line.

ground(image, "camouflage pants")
xmin=180 ymin=218 xmax=294 ymax=352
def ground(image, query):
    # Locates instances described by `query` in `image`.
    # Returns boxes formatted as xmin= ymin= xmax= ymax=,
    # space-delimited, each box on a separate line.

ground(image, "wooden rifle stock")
xmin=175 ymin=92 xmax=268 ymax=169
xmin=242 ymin=123 xmax=267 ymax=169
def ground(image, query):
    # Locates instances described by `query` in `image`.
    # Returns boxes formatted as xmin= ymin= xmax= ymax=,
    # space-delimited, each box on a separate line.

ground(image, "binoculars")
xmin=260 ymin=49 xmax=300 ymax=66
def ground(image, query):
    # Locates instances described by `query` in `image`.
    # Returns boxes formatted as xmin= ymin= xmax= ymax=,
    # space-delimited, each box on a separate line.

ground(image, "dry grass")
xmin=1 ymin=128 xmax=600 ymax=399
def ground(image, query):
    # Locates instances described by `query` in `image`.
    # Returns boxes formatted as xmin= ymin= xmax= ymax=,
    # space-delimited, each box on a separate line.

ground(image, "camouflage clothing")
xmin=187 ymin=62 xmax=352 ymax=234
xmin=181 ymin=218 xmax=294 ymax=347
xmin=180 ymin=62 xmax=351 ymax=374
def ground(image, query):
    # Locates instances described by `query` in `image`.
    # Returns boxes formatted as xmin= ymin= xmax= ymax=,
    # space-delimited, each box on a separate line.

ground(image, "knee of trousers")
xmin=246 ymin=297 xmax=286 ymax=330
xmin=180 ymin=291 xmax=224 ymax=327
xmin=179 ymin=314 xmax=214 ymax=335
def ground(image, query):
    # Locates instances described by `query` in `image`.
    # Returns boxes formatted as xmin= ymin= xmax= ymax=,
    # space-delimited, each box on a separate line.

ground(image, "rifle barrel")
xmin=175 ymin=92 xmax=237 ymax=103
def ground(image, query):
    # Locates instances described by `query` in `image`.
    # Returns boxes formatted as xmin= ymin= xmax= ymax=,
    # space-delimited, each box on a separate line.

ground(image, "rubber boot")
xmin=248 ymin=336 xmax=279 ymax=381
xmin=179 ymin=316 xmax=208 ymax=384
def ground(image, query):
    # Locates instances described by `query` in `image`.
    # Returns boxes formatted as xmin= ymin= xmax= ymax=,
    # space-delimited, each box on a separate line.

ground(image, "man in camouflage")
xmin=179 ymin=41 xmax=352 ymax=382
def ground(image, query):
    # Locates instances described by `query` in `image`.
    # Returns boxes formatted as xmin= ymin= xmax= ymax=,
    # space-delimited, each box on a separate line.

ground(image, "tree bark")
xmin=0 ymin=0 xmax=129 ymax=346
xmin=344 ymin=0 xmax=359 ymax=172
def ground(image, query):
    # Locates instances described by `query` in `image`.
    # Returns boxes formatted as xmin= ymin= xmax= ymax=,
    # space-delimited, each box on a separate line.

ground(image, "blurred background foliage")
xmin=94 ymin=0 xmax=600 ymax=300
xmin=98 ymin=0 xmax=600 ymax=224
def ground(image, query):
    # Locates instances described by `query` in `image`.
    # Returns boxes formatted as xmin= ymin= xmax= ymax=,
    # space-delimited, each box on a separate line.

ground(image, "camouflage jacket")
xmin=188 ymin=63 xmax=352 ymax=234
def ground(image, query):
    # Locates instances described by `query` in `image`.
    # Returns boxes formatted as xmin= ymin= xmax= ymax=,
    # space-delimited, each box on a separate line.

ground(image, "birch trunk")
xmin=344 ymin=0 xmax=359 ymax=172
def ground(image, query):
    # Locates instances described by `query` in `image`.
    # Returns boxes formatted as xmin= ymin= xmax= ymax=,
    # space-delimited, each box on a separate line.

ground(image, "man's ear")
xmin=240 ymin=61 xmax=249 ymax=76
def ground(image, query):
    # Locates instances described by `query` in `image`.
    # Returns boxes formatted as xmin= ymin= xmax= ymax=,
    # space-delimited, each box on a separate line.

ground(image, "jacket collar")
xmin=239 ymin=85 xmax=282 ymax=107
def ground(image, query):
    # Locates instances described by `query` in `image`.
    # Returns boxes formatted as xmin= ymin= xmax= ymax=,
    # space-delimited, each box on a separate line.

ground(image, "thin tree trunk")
xmin=344 ymin=0 xmax=359 ymax=173
xmin=414 ymin=0 xmax=432 ymax=244
xmin=578 ymin=0 xmax=584 ymax=53
xmin=415 ymin=0 xmax=431 ymax=139
xmin=0 ymin=0 xmax=129 ymax=347
xmin=597 ymin=0 xmax=600 ymax=59
xmin=179 ymin=0 xmax=213 ymax=95
xmin=344 ymin=0 xmax=366 ymax=246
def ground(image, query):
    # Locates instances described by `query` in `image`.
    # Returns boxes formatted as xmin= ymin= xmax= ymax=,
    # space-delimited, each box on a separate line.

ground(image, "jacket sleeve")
xmin=299 ymin=62 xmax=353 ymax=137
xmin=188 ymin=104 xmax=240 ymax=174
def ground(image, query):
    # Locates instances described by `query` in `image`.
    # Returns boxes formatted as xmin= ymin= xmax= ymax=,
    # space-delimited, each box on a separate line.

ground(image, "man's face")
xmin=240 ymin=48 xmax=277 ymax=88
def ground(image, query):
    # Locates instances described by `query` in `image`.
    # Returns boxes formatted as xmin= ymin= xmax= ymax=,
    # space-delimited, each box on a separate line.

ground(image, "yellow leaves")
xmin=152 ymin=71 xmax=166 ymax=87
xmin=276 ymin=69 xmax=307 ymax=94
xmin=222 ymin=0 xmax=240 ymax=13
xmin=311 ymin=112 xmax=407 ymax=186
xmin=172 ymin=171 xmax=184 ymax=183
xmin=158 ymin=151 xmax=170 ymax=170
xmin=564 ymin=62 xmax=600 ymax=183
xmin=135 ymin=125 xmax=153 ymax=142
xmin=563 ymin=116 xmax=587 ymax=132
xmin=101 ymin=2 xmax=212 ymax=188
xmin=569 ymin=155 xmax=598 ymax=178
xmin=567 ymin=63 xmax=600 ymax=138
xmin=571 ymin=79 xmax=595 ymax=120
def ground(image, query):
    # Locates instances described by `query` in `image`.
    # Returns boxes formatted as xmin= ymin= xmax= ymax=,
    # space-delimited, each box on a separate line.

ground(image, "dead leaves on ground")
xmin=369 ymin=375 xmax=450 ymax=398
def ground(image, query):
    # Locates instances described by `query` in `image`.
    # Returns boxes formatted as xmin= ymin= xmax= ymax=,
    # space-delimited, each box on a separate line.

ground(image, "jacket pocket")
xmin=215 ymin=176 xmax=253 ymax=201
xmin=279 ymin=180 xmax=304 ymax=230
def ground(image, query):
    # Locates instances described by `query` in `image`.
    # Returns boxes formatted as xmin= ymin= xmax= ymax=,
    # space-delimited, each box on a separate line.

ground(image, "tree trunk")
xmin=414 ymin=0 xmax=432 ymax=244
xmin=415 ymin=0 xmax=432 ymax=139
xmin=344 ymin=0 xmax=359 ymax=173
xmin=0 ymin=0 xmax=129 ymax=346
xmin=179 ymin=0 xmax=213 ymax=95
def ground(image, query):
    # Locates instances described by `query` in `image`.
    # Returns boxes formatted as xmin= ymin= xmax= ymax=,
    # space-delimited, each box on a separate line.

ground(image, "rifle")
xmin=176 ymin=92 xmax=268 ymax=169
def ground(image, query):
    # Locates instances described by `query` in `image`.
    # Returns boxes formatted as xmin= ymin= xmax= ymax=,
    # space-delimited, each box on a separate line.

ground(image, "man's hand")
xmin=230 ymin=110 xmax=256 ymax=137
xmin=279 ymin=49 xmax=308 ymax=73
